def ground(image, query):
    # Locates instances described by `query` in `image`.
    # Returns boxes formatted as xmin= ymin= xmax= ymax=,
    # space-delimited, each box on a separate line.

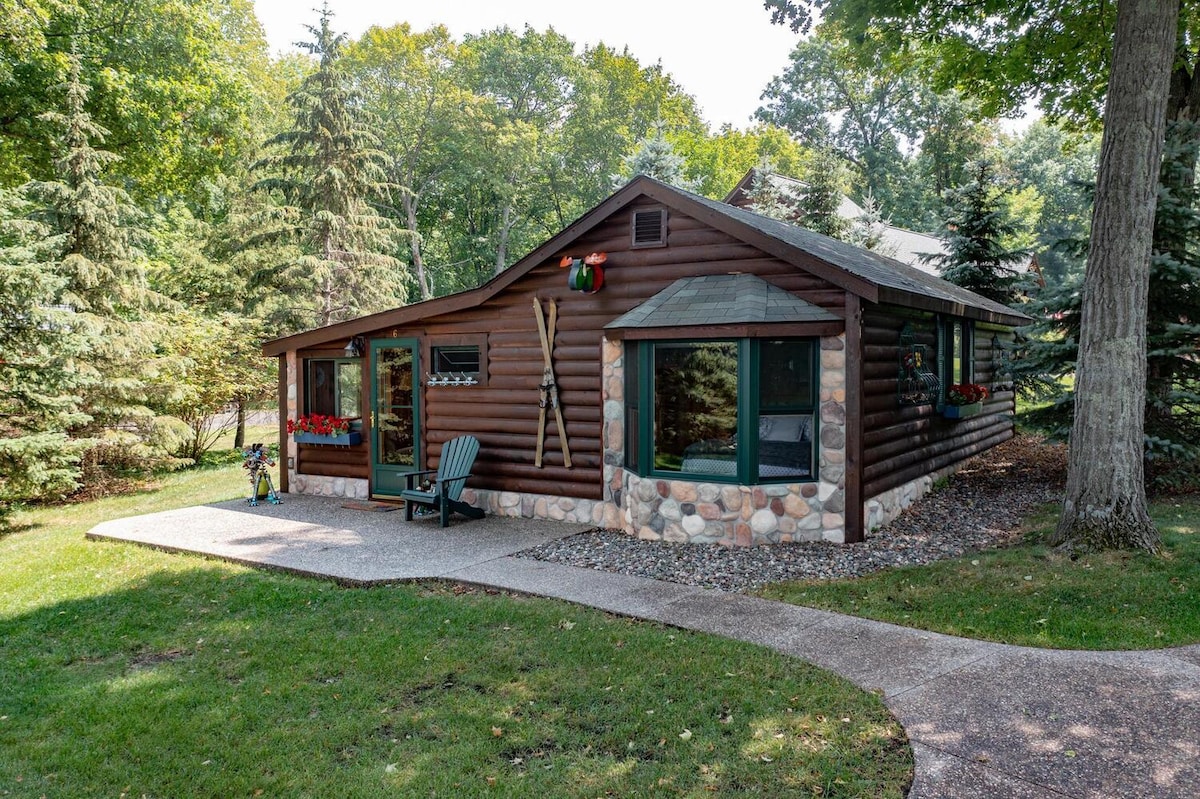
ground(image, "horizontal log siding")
xmin=298 ymin=202 xmax=847 ymax=500
xmin=860 ymin=306 xmax=1017 ymax=499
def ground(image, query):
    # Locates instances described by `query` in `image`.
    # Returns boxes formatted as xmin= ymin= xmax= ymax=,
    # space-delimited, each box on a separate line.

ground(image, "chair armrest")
xmin=404 ymin=468 xmax=439 ymax=489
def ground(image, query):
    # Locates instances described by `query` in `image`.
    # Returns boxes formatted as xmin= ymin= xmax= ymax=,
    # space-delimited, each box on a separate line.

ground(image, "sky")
xmin=251 ymin=0 xmax=802 ymax=130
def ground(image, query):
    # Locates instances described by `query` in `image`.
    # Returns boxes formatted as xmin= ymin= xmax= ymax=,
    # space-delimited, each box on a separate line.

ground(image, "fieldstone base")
xmin=863 ymin=463 xmax=959 ymax=533
xmin=289 ymin=473 xmax=369 ymax=499
xmin=459 ymin=487 xmax=613 ymax=526
xmin=620 ymin=471 xmax=845 ymax=546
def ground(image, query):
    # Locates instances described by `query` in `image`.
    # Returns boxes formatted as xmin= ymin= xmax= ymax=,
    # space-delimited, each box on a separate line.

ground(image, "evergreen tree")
xmin=923 ymin=159 xmax=1031 ymax=305
xmin=845 ymin=193 xmax=898 ymax=257
xmin=0 ymin=191 xmax=90 ymax=526
xmin=1014 ymin=123 xmax=1200 ymax=489
xmin=616 ymin=124 xmax=698 ymax=191
xmin=250 ymin=4 xmax=408 ymax=329
xmin=744 ymin=160 xmax=800 ymax=223
xmin=24 ymin=52 xmax=187 ymax=482
xmin=795 ymin=148 xmax=849 ymax=239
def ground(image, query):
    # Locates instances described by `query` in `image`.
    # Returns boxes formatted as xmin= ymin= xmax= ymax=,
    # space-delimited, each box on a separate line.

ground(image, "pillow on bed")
xmin=761 ymin=414 xmax=813 ymax=442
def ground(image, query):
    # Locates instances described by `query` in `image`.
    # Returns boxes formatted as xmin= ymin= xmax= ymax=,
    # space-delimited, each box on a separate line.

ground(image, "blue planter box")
xmin=943 ymin=402 xmax=983 ymax=419
xmin=293 ymin=431 xmax=362 ymax=446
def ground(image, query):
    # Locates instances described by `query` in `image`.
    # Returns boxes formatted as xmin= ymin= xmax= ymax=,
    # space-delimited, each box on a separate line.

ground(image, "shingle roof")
xmin=678 ymin=184 xmax=1027 ymax=322
xmin=605 ymin=273 xmax=842 ymax=330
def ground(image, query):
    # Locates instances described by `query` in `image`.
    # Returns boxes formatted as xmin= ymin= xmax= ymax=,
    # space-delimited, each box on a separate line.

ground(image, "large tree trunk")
xmin=1052 ymin=0 xmax=1179 ymax=553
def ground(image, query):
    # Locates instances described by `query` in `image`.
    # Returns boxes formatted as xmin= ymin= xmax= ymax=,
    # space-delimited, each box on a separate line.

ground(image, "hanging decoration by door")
xmin=559 ymin=252 xmax=606 ymax=294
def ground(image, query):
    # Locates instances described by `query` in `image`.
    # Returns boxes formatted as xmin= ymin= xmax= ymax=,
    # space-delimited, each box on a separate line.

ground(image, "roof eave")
xmin=875 ymin=286 xmax=1033 ymax=326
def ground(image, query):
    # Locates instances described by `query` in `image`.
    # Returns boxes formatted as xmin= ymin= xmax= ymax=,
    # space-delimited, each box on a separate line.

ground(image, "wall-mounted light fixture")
xmin=344 ymin=336 xmax=366 ymax=358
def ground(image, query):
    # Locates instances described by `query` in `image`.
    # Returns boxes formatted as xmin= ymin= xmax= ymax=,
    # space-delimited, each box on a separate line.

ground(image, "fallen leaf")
xmin=1066 ymin=750 xmax=1077 ymax=758
xmin=760 ymin=755 xmax=774 ymax=763
xmin=557 ymin=619 xmax=575 ymax=630
xmin=679 ymin=729 xmax=693 ymax=740
xmin=492 ymin=726 xmax=504 ymax=737
xmin=385 ymin=763 xmax=398 ymax=773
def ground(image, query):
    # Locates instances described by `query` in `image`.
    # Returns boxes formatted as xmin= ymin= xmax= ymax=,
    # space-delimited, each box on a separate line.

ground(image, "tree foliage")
xmin=924 ymin=158 xmax=1032 ymax=305
xmin=249 ymin=5 xmax=408 ymax=330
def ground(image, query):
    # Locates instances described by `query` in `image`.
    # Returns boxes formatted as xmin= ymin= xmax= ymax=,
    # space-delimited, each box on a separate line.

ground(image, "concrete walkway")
xmin=89 ymin=496 xmax=1200 ymax=798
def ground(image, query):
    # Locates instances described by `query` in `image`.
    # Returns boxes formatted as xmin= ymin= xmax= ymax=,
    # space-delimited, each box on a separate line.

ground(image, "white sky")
xmin=251 ymin=0 xmax=802 ymax=130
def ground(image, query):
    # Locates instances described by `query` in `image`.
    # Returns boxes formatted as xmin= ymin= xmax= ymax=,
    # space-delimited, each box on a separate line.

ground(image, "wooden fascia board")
xmin=262 ymin=181 xmax=654 ymax=357
xmin=874 ymin=286 xmax=1032 ymax=327
xmin=639 ymin=182 xmax=882 ymax=304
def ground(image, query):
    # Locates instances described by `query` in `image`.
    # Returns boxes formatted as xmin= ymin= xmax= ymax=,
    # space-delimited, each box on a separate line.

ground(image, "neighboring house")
xmin=724 ymin=169 xmax=1045 ymax=288
xmin=262 ymin=176 xmax=1029 ymax=545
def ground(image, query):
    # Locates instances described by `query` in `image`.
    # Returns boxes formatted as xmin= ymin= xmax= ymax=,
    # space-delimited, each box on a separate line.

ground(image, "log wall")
xmin=297 ymin=201 xmax=846 ymax=500
xmin=860 ymin=305 xmax=1017 ymax=500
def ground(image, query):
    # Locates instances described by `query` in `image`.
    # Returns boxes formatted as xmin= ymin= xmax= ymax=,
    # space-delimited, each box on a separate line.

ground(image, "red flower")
xmin=287 ymin=414 xmax=352 ymax=436
xmin=947 ymin=383 xmax=990 ymax=406
xmin=583 ymin=252 xmax=607 ymax=265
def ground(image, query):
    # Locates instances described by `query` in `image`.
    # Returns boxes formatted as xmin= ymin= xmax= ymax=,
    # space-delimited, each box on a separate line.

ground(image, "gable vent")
xmin=631 ymin=208 xmax=667 ymax=248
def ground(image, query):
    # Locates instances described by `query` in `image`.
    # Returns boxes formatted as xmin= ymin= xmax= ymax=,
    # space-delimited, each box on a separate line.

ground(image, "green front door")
xmin=370 ymin=339 xmax=420 ymax=498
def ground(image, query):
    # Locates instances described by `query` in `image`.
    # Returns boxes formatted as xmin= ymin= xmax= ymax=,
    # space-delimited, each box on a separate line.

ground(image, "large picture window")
xmin=625 ymin=338 xmax=818 ymax=483
xmin=306 ymin=359 xmax=362 ymax=419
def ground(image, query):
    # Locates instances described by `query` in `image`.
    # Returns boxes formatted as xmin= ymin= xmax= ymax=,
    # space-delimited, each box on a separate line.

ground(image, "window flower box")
xmin=287 ymin=414 xmax=360 ymax=446
xmin=943 ymin=401 xmax=983 ymax=419
xmin=293 ymin=430 xmax=362 ymax=446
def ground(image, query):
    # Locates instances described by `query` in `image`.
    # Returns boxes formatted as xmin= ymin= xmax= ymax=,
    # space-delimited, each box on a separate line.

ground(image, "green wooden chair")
xmin=400 ymin=434 xmax=486 ymax=527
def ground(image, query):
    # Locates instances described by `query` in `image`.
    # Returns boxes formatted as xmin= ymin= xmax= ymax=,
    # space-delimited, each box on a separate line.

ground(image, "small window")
xmin=938 ymin=317 xmax=974 ymax=405
xmin=307 ymin=359 xmax=362 ymax=419
xmin=432 ymin=345 xmax=480 ymax=375
xmin=631 ymin=208 xmax=667 ymax=248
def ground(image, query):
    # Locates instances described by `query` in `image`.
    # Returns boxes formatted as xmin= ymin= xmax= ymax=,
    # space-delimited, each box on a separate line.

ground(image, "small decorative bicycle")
xmin=243 ymin=443 xmax=281 ymax=506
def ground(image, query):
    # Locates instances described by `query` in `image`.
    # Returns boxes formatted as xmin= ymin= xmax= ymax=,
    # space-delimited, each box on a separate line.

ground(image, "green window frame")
xmin=937 ymin=317 xmax=975 ymax=407
xmin=306 ymin=358 xmax=363 ymax=421
xmin=623 ymin=338 xmax=819 ymax=484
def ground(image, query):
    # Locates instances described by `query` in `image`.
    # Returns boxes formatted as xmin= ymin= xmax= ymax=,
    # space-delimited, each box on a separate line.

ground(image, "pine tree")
xmin=250 ymin=4 xmax=408 ymax=329
xmin=845 ymin=192 xmax=897 ymax=257
xmin=923 ymin=158 xmax=1031 ymax=305
xmin=744 ymin=160 xmax=800 ymax=223
xmin=0 ymin=191 xmax=90 ymax=526
xmin=795 ymin=148 xmax=848 ymax=239
xmin=24 ymin=52 xmax=186 ymax=482
xmin=616 ymin=124 xmax=698 ymax=191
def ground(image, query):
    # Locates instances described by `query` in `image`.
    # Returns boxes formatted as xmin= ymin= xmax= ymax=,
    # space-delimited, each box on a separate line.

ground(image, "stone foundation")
xmin=459 ymin=487 xmax=613 ymax=526
xmin=863 ymin=463 xmax=960 ymax=533
xmin=290 ymin=474 xmax=369 ymax=499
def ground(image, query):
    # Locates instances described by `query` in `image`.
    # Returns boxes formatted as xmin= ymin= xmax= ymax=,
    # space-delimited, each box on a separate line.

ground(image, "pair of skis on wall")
xmin=533 ymin=297 xmax=573 ymax=469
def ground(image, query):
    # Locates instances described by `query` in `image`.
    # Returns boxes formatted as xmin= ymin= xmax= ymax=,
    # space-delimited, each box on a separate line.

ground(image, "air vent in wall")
xmin=631 ymin=208 xmax=667 ymax=248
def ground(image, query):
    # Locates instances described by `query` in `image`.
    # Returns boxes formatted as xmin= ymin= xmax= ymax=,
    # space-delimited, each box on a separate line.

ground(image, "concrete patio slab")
xmin=88 ymin=497 xmax=1200 ymax=799
xmin=87 ymin=494 xmax=587 ymax=584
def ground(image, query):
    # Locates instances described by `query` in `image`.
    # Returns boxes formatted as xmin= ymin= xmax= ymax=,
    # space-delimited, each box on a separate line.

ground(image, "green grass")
xmin=0 ymin=462 xmax=911 ymax=798
xmin=759 ymin=499 xmax=1200 ymax=651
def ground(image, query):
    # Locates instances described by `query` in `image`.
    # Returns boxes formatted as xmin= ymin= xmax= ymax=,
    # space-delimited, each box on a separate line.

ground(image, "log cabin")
xmin=261 ymin=176 xmax=1030 ymax=545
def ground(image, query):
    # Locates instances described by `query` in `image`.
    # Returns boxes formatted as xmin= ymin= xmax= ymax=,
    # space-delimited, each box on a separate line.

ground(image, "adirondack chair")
xmin=400 ymin=435 xmax=485 ymax=527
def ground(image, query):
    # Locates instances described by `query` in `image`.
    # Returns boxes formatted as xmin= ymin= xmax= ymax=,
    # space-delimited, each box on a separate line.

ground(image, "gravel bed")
xmin=515 ymin=435 xmax=1067 ymax=592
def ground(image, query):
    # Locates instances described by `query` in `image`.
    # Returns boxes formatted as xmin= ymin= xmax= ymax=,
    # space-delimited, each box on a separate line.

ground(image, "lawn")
xmin=760 ymin=498 xmax=1200 ymax=651
xmin=0 ymin=456 xmax=912 ymax=798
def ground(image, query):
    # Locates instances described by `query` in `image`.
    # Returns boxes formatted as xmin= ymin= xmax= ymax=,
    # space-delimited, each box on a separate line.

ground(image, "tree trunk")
xmin=233 ymin=398 xmax=246 ymax=451
xmin=494 ymin=202 xmax=512 ymax=276
xmin=1052 ymin=0 xmax=1179 ymax=553
xmin=403 ymin=193 xmax=432 ymax=301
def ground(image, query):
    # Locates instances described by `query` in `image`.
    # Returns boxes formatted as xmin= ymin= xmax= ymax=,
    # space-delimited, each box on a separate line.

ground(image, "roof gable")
xmin=263 ymin=175 xmax=1028 ymax=355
